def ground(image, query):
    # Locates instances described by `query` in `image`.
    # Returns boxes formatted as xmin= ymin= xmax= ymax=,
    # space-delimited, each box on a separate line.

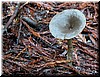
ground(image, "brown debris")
xmin=2 ymin=2 xmax=99 ymax=76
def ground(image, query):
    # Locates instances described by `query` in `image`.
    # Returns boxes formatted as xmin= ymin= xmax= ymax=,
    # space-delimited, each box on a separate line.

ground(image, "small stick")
xmin=14 ymin=47 xmax=26 ymax=60
xmin=19 ymin=1 xmax=29 ymax=10
xmin=74 ymin=37 xmax=98 ymax=51
xmin=2 ymin=14 xmax=12 ymax=20
xmin=5 ymin=3 xmax=20 ymax=28
xmin=5 ymin=2 xmax=28 ymax=29
xmin=77 ymin=44 xmax=98 ymax=60
xmin=59 ymin=64 xmax=88 ymax=75
xmin=21 ymin=19 xmax=51 ymax=44
xmin=16 ymin=18 xmax=22 ymax=44
xmin=3 ymin=59 xmax=31 ymax=73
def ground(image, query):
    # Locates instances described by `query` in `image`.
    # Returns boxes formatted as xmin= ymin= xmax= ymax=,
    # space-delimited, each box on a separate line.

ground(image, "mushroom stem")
xmin=67 ymin=39 xmax=73 ymax=65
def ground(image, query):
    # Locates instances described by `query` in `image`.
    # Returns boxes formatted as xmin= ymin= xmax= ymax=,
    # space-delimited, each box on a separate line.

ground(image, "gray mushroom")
xmin=49 ymin=9 xmax=86 ymax=40
xmin=49 ymin=9 xmax=86 ymax=65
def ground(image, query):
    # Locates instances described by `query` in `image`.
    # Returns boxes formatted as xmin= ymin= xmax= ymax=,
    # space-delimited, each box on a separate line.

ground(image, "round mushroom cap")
xmin=49 ymin=9 xmax=86 ymax=39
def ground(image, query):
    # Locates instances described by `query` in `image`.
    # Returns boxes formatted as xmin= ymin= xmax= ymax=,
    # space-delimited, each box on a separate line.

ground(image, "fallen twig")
xmin=59 ymin=65 xmax=89 ymax=75
xmin=14 ymin=47 xmax=27 ymax=60
xmin=22 ymin=17 xmax=37 ymax=28
xmin=20 ymin=19 xmax=54 ymax=46
xmin=5 ymin=2 xmax=29 ymax=29
xmin=21 ymin=38 xmax=51 ymax=57
xmin=33 ymin=60 xmax=72 ymax=68
xmin=20 ymin=19 xmax=41 ymax=37
xmin=16 ymin=18 xmax=22 ymax=44
xmin=74 ymin=37 xmax=98 ymax=51
xmin=21 ymin=19 xmax=61 ymax=51
xmin=3 ymin=58 xmax=31 ymax=74
xmin=2 ymin=14 xmax=12 ymax=20
xmin=77 ymin=44 xmax=98 ymax=60
xmin=19 ymin=1 xmax=29 ymax=10
xmin=5 ymin=3 xmax=20 ymax=28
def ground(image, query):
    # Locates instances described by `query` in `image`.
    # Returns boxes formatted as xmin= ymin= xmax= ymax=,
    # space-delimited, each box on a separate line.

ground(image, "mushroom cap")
xmin=49 ymin=9 xmax=86 ymax=39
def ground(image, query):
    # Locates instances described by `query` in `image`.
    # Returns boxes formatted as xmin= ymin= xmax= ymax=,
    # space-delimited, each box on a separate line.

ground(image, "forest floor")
xmin=2 ymin=1 xmax=99 ymax=76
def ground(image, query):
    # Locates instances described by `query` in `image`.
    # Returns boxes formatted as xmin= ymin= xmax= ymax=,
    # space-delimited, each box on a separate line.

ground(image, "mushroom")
xmin=49 ymin=9 xmax=86 ymax=65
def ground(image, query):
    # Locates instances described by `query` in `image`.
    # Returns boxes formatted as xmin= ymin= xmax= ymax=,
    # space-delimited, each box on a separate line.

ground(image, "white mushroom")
xmin=49 ymin=9 xmax=86 ymax=65
xmin=49 ymin=9 xmax=86 ymax=40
